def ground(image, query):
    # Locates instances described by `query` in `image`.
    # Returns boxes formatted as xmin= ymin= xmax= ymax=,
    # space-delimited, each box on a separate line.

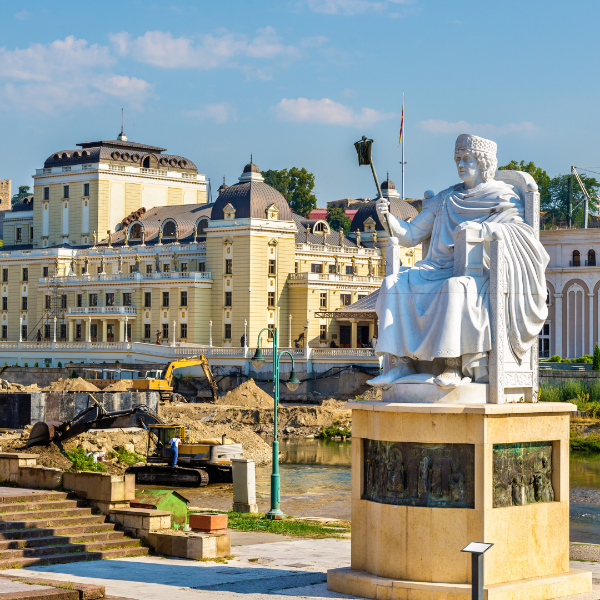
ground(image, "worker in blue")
xmin=168 ymin=436 xmax=182 ymax=467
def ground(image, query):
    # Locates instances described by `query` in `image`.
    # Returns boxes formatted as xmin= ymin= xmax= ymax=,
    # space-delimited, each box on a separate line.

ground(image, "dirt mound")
xmin=214 ymin=379 xmax=274 ymax=407
xmin=103 ymin=380 xmax=134 ymax=391
xmin=43 ymin=378 xmax=100 ymax=392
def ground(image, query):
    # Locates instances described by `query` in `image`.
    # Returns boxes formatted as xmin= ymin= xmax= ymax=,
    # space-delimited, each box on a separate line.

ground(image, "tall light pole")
xmin=288 ymin=314 xmax=292 ymax=348
xmin=251 ymin=327 xmax=301 ymax=520
xmin=209 ymin=321 xmax=212 ymax=348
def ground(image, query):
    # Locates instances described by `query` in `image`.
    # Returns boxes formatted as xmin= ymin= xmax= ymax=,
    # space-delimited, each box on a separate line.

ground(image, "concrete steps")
xmin=0 ymin=491 xmax=148 ymax=568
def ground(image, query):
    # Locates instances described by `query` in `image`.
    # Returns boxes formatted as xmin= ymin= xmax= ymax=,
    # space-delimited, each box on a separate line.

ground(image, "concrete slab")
xmin=229 ymin=531 xmax=293 ymax=546
xmin=0 ymin=583 xmax=50 ymax=594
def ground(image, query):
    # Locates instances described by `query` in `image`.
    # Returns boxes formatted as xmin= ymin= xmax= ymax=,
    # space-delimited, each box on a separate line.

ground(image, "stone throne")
xmin=383 ymin=169 xmax=541 ymax=404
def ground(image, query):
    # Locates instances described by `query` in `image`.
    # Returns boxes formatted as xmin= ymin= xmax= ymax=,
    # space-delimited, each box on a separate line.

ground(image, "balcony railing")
xmin=288 ymin=272 xmax=382 ymax=283
xmin=40 ymin=271 xmax=212 ymax=285
xmin=586 ymin=260 xmax=597 ymax=266
xmin=67 ymin=307 xmax=137 ymax=316
xmin=295 ymin=243 xmax=379 ymax=256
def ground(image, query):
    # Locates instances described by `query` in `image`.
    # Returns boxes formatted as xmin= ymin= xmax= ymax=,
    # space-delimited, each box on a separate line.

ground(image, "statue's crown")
xmin=455 ymin=134 xmax=497 ymax=157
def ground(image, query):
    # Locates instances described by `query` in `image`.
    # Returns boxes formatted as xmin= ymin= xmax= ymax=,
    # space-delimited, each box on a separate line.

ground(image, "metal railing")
xmin=67 ymin=307 xmax=137 ymax=316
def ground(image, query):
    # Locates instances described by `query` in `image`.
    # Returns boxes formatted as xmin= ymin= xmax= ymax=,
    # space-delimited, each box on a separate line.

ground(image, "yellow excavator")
xmin=133 ymin=355 xmax=218 ymax=402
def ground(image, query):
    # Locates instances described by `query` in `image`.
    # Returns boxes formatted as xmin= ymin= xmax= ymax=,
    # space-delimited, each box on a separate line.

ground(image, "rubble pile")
xmin=43 ymin=378 xmax=100 ymax=392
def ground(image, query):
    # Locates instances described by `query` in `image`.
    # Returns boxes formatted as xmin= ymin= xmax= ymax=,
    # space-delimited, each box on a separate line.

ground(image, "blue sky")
xmin=1 ymin=0 xmax=599 ymax=205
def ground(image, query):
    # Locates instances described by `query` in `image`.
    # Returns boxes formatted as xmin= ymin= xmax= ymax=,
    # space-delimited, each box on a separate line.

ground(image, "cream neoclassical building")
xmin=0 ymin=133 xmax=421 ymax=364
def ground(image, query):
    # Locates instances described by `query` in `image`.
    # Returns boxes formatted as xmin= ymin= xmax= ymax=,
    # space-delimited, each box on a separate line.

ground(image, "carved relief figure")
xmin=155 ymin=253 xmax=161 ymax=273
xmin=449 ymin=465 xmax=465 ymax=503
xmin=83 ymin=256 xmax=88 ymax=274
xmin=117 ymin=255 xmax=123 ymax=273
xmin=368 ymin=257 xmax=374 ymax=277
xmin=141 ymin=229 xmax=145 ymax=245
xmin=334 ymin=254 xmax=340 ymax=274
xmin=418 ymin=455 xmax=429 ymax=498
xmin=370 ymin=134 xmax=549 ymax=390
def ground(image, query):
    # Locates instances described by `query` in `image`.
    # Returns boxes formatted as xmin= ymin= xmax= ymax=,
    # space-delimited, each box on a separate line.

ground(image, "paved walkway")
xmin=6 ymin=537 xmax=600 ymax=600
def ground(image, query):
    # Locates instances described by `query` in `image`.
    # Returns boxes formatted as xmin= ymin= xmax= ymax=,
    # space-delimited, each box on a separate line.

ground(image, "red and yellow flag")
xmin=398 ymin=94 xmax=404 ymax=146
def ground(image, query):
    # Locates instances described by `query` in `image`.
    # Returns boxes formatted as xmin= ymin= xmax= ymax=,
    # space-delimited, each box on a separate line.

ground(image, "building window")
xmin=225 ymin=259 xmax=233 ymax=274
xmin=61 ymin=294 xmax=67 ymax=309
xmin=162 ymin=323 xmax=169 ymax=340
xmin=163 ymin=222 xmax=176 ymax=237
xmin=60 ymin=324 xmax=66 ymax=339
xmin=164 ymin=263 xmax=170 ymax=273
xmin=358 ymin=294 xmax=367 ymax=300
xmin=329 ymin=264 xmax=336 ymax=274
xmin=225 ymin=292 xmax=232 ymax=307
xmin=126 ymin=323 xmax=131 ymax=340
xmin=83 ymin=183 xmax=90 ymax=197
xmin=269 ymin=260 xmax=276 ymax=274
xmin=123 ymin=293 xmax=132 ymax=306
xmin=144 ymin=292 xmax=151 ymax=307
xmin=180 ymin=291 xmax=187 ymax=306
xmin=539 ymin=322 xmax=551 ymax=358
xmin=77 ymin=294 xmax=82 ymax=307
xmin=106 ymin=293 xmax=115 ymax=306
xmin=44 ymin=324 xmax=50 ymax=339
xmin=268 ymin=324 xmax=275 ymax=339
xmin=43 ymin=267 xmax=48 ymax=277
xmin=22 ymin=297 xmax=27 ymax=310
xmin=346 ymin=265 xmax=353 ymax=275
xmin=320 ymin=324 xmax=327 ymax=340
xmin=22 ymin=268 xmax=28 ymax=282
xmin=341 ymin=294 xmax=352 ymax=306
xmin=2 ymin=269 xmax=7 ymax=282
xmin=16 ymin=228 xmax=21 ymax=242
xmin=1 ymin=297 xmax=6 ymax=311
xmin=320 ymin=292 xmax=327 ymax=308
xmin=44 ymin=187 xmax=49 ymax=201
xmin=295 ymin=262 xmax=298 ymax=274
xmin=97 ymin=266 xmax=102 ymax=274
xmin=311 ymin=263 xmax=322 ymax=274
xmin=588 ymin=249 xmax=596 ymax=266
xmin=21 ymin=325 xmax=27 ymax=340
xmin=224 ymin=323 xmax=232 ymax=339
xmin=180 ymin=323 xmax=187 ymax=339
xmin=181 ymin=262 xmax=188 ymax=273
xmin=30 ymin=226 xmax=33 ymax=240
xmin=162 ymin=292 xmax=169 ymax=307
xmin=572 ymin=250 xmax=581 ymax=266
xmin=2 ymin=325 xmax=8 ymax=339
xmin=76 ymin=324 xmax=82 ymax=339
xmin=144 ymin=324 xmax=151 ymax=339
xmin=89 ymin=293 xmax=98 ymax=307
xmin=198 ymin=262 xmax=206 ymax=272
xmin=45 ymin=295 xmax=51 ymax=310
xmin=63 ymin=185 xmax=69 ymax=199
xmin=146 ymin=264 xmax=152 ymax=274
xmin=268 ymin=292 xmax=275 ymax=307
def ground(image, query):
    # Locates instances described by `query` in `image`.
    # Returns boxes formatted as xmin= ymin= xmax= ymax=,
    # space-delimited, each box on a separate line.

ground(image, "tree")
xmin=327 ymin=206 xmax=352 ymax=236
xmin=261 ymin=168 xmax=317 ymax=217
xmin=593 ymin=343 xmax=600 ymax=371
xmin=498 ymin=160 xmax=551 ymax=204
xmin=544 ymin=173 xmax=600 ymax=226
xmin=11 ymin=185 xmax=31 ymax=206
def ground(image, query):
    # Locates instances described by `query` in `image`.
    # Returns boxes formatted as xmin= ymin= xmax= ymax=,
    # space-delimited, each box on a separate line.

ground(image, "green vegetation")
xmin=205 ymin=511 xmax=351 ymax=539
xmin=63 ymin=447 xmax=106 ymax=472
xmin=593 ymin=343 xmax=600 ymax=371
xmin=58 ymin=361 xmax=62 ymax=368
xmin=261 ymin=167 xmax=317 ymax=217
xmin=69 ymin=371 xmax=78 ymax=379
xmin=195 ymin=556 xmax=234 ymax=563
xmin=34 ymin=362 xmax=38 ymax=367
xmin=11 ymin=185 xmax=31 ymax=206
xmin=317 ymin=425 xmax=351 ymax=439
xmin=24 ymin=362 xmax=28 ymax=367
xmin=326 ymin=206 xmax=352 ymax=236
xmin=109 ymin=447 xmax=145 ymax=467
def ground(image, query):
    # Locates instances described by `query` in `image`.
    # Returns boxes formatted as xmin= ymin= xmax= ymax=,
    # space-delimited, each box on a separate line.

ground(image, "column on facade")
xmin=101 ymin=320 xmax=107 ymax=342
xmin=589 ymin=293 xmax=595 ymax=354
xmin=118 ymin=320 xmax=125 ymax=343
xmin=350 ymin=318 xmax=358 ymax=349
xmin=554 ymin=294 xmax=563 ymax=357
xmin=68 ymin=321 xmax=74 ymax=342
xmin=368 ymin=320 xmax=375 ymax=343
xmin=87 ymin=317 xmax=92 ymax=343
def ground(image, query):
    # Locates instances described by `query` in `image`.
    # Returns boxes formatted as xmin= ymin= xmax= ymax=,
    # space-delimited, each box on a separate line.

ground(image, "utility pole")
xmin=568 ymin=174 xmax=573 ymax=228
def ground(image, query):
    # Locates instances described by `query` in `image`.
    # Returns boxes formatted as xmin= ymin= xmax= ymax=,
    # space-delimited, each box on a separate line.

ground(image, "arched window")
xmin=572 ymin=250 xmax=581 ymax=267
xmin=143 ymin=157 xmax=150 ymax=168
xmin=163 ymin=222 xmax=176 ymax=237
xmin=313 ymin=221 xmax=329 ymax=233
xmin=131 ymin=224 xmax=141 ymax=239
xmin=198 ymin=219 xmax=209 ymax=235
xmin=588 ymin=249 xmax=596 ymax=266
xmin=546 ymin=289 xmax=550 ymax=304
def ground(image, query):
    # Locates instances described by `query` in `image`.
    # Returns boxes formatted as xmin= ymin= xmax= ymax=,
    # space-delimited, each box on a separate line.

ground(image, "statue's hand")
xmin=376 ymin=197 xmax=390 ymax=219
xmin=453 ymin=221 xmax=483 ymax=238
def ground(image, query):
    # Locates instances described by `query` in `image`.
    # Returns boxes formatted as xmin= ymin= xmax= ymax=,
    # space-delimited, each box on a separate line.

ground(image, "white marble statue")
xmin=369 ymin=134 xmax=549 ymax=391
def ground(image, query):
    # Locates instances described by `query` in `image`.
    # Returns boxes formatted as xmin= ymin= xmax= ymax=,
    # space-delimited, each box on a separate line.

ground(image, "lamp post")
xmin=244 ymin=320 xmax=248 ymax=348
xmin=251 ymin=327 xmax=301 ymax=520
xmin=288 ymin=314 xmax=292 ymax=348
xmin=209 ymin=321 xmax=212 ymax=348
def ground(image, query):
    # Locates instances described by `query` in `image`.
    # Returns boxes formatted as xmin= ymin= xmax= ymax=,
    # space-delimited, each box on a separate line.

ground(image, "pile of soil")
xmin=0 ymin=379 xmax=43 ymax=393
xmin=214 ymin=379 xmax=275 ymax=407
xmin=43 ymin=378 xmax=100 ymax=392
xmin=102 ymin=380 xmax=135 ymax=391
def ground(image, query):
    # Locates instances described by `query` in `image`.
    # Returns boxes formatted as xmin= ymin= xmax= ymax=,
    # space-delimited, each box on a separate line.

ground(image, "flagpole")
xmin=402 ymin=93 xmax=405 ymax=201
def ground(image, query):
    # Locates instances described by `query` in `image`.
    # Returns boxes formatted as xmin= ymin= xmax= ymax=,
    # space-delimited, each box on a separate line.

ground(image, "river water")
xmin=145 ymin=438 xmax=600 ymax=540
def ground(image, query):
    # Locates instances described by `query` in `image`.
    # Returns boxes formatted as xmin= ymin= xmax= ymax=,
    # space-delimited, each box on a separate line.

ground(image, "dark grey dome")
xmin=351 ymin=197 xmax=417 ymax=232
xmin=381 ymin=178 xmax=396 ymax=190
xmin=217 ymin=183 xmax=229 ymax=195
xmin=243 ymin=162 xmax=260 ymax=173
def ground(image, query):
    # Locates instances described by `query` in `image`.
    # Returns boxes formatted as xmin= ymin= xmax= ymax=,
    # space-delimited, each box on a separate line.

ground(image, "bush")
xmin=24 ymin=362 xmax=28 ymax=367
xmin=561 ymin=358 xmax=572 ymax=363
xmin=573 ymin=355 xmax=593 ymax=364
xmin=34 ymin=362 xmax=38 ymax=367
xmin=317 ymin=426 xmax=352 ymax=440
xmin=109 ymin=447 xmax=145 ymax=467
xmin=549 ymin=355 xmax=562 ymax=363
xmin=594 ymin=344 xmax=600 ymax=371
xmin=57 ymin=361 xmax=62 ymax=368
xmin=63 ymin=447 xmax=106 ymax=472
xmin=68 ymin=370 xmax=78 ymax=379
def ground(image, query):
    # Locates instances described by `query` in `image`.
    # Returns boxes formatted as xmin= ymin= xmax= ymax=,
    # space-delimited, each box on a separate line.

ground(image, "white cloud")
xmin=303 ymin=0 xmax=413 ymax=15
xmin=185 ymin=103 xmax=235 ymax=124
xmin=0 ymin=36 xmax=149 ymax=113
xmin=418 ymin=119 xmax=541 ymax=135
xmin=15 ymin=10 xmax=30 ymax=20
xmin=110 ymin=27 xmax=300 ymax=70
xmin=275 ymin=97 xmax=394 ymax=128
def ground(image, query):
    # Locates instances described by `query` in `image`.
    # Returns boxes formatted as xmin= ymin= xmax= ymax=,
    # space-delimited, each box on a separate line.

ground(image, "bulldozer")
xmin=132 ymin=355 xmax=218 ymax=403
xmin=27 ymin=395 xmax=242 ymax=487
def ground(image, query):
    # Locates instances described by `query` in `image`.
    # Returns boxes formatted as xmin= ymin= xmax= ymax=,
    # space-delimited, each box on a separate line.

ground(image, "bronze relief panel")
xmin=493 ymin=442 xmax=554 ymax=508
xmin=363 ymin=439 xmax=475 ymax=508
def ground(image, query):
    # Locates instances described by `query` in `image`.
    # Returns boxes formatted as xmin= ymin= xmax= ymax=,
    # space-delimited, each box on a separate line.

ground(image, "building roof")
xmin=291 ymin=213 xmax=357 ymax=247
xmin=381 ymin=177 xmax=395 ymax=190
xmin=211 ymin=162 xmax=293 ymax=221
xmin=11 ymin=196 xmax=34 ymax=212
xmin=316 ymin=289 xmax=379 ymax=319
xmin=350 ymin=197 xmax=418 ymax=232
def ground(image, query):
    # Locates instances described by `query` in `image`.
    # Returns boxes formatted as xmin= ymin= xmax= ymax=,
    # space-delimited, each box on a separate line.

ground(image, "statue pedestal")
xmin=327 ymin=401 xmax=591 ymax=600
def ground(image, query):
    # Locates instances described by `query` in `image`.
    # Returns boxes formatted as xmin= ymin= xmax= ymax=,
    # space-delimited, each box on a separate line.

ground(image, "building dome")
xmin=350 ymin=197 xmax=418 ymax=232
xmin=217 ymin=178 xmax=229 ymax=196
xmin=211 ymin=162 xmax=293 ymax=221
xmin=381 ymin=177 xmax=395 ymax=190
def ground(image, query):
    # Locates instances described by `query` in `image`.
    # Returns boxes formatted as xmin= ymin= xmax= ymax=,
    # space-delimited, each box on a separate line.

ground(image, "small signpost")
xmin=461 ymin=542 xmax=493 ymax=600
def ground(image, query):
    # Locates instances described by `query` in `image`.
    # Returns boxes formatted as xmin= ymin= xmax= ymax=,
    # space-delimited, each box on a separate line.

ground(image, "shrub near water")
xmin=63 ymin=447 xmax=106 ymax=472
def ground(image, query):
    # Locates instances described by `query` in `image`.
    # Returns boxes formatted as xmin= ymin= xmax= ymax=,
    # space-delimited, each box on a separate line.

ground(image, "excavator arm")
xmin=163 ymin=355 xmax=218 ymax=402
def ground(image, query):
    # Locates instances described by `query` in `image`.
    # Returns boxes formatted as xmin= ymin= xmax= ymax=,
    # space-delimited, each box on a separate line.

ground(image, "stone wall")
xmin=0 ymin=180 xmax=10 ymax=213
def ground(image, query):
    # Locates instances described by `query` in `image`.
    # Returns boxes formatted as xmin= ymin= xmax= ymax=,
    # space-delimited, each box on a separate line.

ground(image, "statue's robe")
xmin=375 ymin=179 xmax=549 ymax=372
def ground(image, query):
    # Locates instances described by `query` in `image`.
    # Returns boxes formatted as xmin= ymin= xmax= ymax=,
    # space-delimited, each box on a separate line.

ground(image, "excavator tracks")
xmin=126 ymin=465 xmax=210 ymax=487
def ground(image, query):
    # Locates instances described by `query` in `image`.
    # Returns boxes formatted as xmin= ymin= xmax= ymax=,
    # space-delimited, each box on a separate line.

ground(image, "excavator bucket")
xmin=27 ymin=421 xmax=63 ymax=447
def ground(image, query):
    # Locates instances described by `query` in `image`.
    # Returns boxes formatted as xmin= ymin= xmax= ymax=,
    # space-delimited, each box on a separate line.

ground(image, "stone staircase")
xmin=0 ymin=490 xmax=148 ymax=568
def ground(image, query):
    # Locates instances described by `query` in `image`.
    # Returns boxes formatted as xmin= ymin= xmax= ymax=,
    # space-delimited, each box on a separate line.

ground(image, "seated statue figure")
xmin=369 ymin=134 xmax=549 ymax=391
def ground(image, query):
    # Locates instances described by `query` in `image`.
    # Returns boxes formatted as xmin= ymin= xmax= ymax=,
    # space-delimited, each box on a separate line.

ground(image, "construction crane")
xmin=570 ymin=166 xmax=600 ymax=229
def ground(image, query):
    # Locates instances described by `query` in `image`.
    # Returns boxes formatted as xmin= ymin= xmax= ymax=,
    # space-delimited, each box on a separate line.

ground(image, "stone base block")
xmin=233 ymin=502 xmax=258 ymax=513
xmin=147 ymin=532 xmax=230 ymax=559
xmin=327 ymin=568 xmax=592 ymax=600
xmin=381 ymin=381 xmax=488 ymax=404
